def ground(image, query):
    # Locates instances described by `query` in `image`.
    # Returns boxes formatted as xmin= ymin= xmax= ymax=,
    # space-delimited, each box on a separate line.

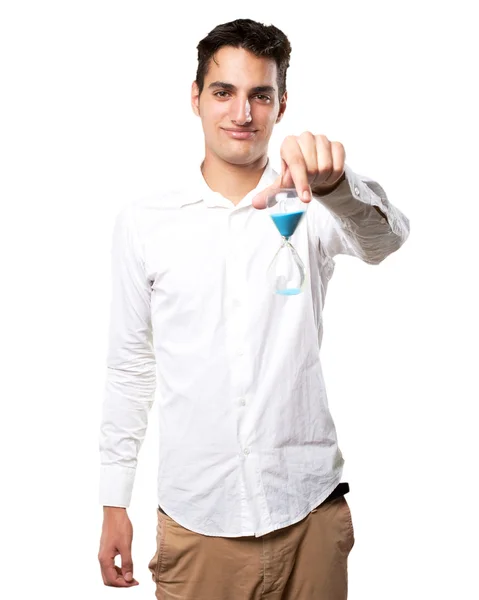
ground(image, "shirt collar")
xmin=180 ymin=158 xmax=278 ymax=209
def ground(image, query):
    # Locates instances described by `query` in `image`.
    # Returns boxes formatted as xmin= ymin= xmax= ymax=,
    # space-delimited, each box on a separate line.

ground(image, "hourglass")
xmin=267 ymin=188 xmax=308 ymax=295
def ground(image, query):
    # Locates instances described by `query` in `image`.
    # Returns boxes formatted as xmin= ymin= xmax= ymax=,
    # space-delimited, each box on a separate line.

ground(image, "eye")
xmin=214 ymin=91 xmax=230 ymax=98
xmin=255 ymin=94 xmax=271 ymax=102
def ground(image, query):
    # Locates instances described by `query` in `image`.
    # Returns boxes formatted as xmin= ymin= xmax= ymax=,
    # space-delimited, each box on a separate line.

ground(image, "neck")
xmin=200 ymin=151 xmax=269 ymax=206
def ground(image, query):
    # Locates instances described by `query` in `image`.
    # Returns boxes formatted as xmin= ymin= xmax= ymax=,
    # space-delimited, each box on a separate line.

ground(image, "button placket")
xmin=227 ymin=211 xmax=254 ymax=473
xmin=228 ymin=213 xmax=248 ymax=360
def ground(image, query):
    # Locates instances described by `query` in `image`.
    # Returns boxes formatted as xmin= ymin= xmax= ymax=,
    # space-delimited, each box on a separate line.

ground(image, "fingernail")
xmin=302 ymin=190 xmax=311 ymax=202
xmin=125 ymin=572 xmax=132 ymax=581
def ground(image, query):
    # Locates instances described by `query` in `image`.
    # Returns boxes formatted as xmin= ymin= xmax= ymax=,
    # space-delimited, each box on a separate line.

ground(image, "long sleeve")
xmin=98 ymin=204 xmax=156 ymax=507
xmin=314 ymin=163 xmax=410 ymax=264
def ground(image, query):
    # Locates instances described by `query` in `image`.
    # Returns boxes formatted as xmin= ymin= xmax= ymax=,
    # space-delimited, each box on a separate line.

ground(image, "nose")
xmin=231 ymin=97 xmax=252 ymax=125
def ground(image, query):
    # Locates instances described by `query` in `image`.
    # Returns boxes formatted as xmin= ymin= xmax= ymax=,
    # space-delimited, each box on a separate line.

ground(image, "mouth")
xmin=221 ymin=128 xmax=257 ymax=140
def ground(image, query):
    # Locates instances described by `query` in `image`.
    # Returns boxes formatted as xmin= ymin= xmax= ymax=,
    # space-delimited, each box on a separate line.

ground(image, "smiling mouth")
xmin=222 ymin=129 xmax=257 ymax=139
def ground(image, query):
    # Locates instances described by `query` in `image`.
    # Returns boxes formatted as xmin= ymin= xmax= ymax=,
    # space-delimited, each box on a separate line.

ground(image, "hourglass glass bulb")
xmin=266 ymin=189 xmax=308 ymax=295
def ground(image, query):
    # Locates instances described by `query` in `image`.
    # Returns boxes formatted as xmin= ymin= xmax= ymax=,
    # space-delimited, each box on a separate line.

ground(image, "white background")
xmin=1 ymin=1 xmax=478 ymax=598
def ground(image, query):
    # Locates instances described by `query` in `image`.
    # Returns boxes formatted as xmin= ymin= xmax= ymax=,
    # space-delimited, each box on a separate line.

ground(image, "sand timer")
xmin=267 ymin=188 xmax=308 ymax=295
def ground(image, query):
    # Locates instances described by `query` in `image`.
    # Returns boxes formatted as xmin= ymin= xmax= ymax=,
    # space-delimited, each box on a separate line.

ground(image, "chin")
xmin=220 ymin=146 xmax=265 ymax=165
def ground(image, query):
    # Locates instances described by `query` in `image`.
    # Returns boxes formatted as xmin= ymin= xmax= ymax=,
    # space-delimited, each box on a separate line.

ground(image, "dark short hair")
xmin=195 ymin=19 xmax=292 ymax=100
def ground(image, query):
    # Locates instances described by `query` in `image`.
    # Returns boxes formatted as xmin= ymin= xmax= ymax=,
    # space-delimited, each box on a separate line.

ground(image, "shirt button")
xmin=238 ymin=348 xmax=245 ymax=356
xmin=239 ymin=398 xmax=246 ymax=406
xmin=354 ymin=185 xmax=361 ymax=198
xmin=243 ymin=448 xmax=250 ymax=455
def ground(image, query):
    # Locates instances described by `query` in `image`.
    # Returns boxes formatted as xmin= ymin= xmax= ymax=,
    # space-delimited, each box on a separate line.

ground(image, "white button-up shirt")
xmin=99 ymin=158 xmax=410 ymax=537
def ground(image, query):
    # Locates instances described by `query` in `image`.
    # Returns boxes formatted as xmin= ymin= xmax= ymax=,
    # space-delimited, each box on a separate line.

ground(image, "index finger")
xmin=100 ymin=557 xmax=138 ymax=587
xmin=280 ymin=137 xmax=311 ymax=203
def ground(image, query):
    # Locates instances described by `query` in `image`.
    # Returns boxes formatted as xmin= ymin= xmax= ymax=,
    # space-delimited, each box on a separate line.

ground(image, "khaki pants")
xmin=147 ymin=495 xmax=355 ymax=599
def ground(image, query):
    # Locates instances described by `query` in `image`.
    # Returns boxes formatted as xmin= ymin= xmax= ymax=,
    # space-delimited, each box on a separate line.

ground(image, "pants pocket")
xmin=147 ymin=509 xmax=167 ymax=583
xmin=339 ymin=496 xmax=355 ymax=555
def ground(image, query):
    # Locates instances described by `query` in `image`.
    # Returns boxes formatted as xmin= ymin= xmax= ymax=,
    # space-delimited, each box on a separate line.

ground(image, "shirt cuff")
xmin=314 ymin=163 xmax=388 ymax=218
xmin=99 ymin=465 xmax=136 ymax=508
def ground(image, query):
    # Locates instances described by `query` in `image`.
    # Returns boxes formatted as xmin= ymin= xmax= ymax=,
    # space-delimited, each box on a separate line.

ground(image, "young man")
xmin=98 ymin=18 xmax=410 ymax=599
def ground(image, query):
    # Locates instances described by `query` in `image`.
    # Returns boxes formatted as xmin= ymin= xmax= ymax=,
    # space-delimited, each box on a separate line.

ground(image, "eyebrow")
xmin=208 ymin=81 xmax=276 ymax=94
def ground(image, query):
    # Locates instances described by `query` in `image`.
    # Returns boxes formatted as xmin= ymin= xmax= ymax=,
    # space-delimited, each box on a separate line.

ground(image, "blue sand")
xmin=276 ymin=288 xmax=301 ymax=295
xmin=270 ymin=210 xmax=305 ymax=238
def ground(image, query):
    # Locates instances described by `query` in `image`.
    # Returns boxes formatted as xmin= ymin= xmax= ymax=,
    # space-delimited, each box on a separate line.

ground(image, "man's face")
xmin=192 ymin=46 xmax=287 ymax=165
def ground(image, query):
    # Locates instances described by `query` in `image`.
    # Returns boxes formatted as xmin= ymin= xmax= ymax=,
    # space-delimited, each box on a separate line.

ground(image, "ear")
xmin=191 ymin=81 xmax=201 ymax=117
xmin=276 ymin=90 xmax=287 ymax=124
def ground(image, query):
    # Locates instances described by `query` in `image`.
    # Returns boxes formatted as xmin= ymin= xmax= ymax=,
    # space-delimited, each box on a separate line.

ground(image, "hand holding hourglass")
xmin=252 ymin=133 xmax=347 ymax=295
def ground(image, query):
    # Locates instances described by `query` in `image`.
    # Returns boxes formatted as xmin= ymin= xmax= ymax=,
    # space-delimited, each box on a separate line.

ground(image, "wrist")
xmin=311 ymin=171 xmax=346 ymax=196
xmin=103 ymin=505 xmax=127 ymax=513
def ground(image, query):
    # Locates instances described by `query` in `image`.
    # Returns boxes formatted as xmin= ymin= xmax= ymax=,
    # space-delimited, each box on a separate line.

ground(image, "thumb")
xmin=252 ymin=159 xmax=293 ymax=210
xmin=121 ymin=550 xmax=134 ymax=582
xmin=251 ymin=173 xmax=282 ymax=210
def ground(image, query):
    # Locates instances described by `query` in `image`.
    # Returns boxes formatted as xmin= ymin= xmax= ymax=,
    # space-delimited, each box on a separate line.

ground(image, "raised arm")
xmin=252 ymin=133 xmax=410 ymax=264
xmin=314 ymin=163 xmax=410 ymax=264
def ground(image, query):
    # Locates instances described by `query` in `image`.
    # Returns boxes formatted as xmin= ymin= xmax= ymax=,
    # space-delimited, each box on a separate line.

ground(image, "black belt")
xmin=158 ymin=482 xmax=349 ymax=517
xmin=318 ymin=481 xmax=349 ymax=506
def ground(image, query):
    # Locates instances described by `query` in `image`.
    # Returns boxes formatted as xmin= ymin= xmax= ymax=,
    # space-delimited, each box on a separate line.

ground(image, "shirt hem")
xmin=253 ymin=471 xmax=344 ymax=537
xmin=156 ymin=471 xmax=344 ymax=538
